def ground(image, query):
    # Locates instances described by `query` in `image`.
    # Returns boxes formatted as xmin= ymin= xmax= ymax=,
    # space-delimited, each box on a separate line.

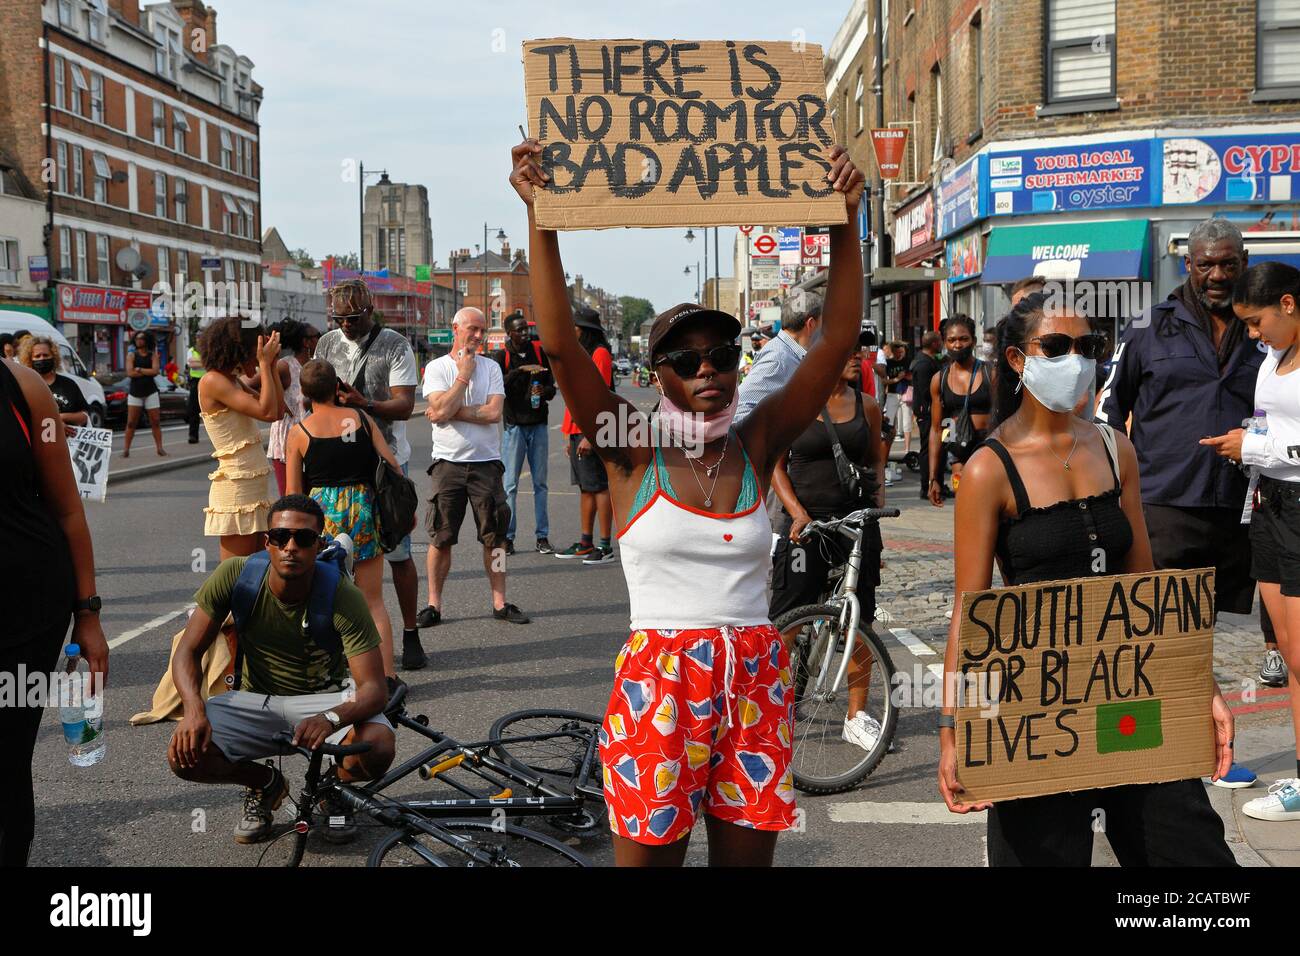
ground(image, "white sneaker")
xmin=842 ymin=711 xmax=882 ymax=753
xmin=1242 ymin=778 xmax=1300 ymax=822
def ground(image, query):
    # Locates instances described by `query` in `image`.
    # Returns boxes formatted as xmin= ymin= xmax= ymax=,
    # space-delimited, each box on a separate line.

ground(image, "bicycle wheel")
xmin=488 ymin=709 xmax=604 ymax=801
xmin=775 ymin=603 xmax=898 ymax=795
xmin=255 ymin=823 xmax=309 ymax=868
xmin=368 ymin=819 xmax=590 ymax=867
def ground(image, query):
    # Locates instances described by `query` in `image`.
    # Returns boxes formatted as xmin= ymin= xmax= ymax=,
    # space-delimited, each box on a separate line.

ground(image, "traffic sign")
xmin=752 ymin=234 xmax=777 ymax=255
xmin=739 ymin=225 xmax=754 ymax=235
xmin=426 ymin=328 xmax=453 ymax=345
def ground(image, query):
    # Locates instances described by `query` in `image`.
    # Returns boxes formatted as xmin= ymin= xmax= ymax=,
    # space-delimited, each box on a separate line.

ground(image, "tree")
xmin=286 ymin=247 xmax=316 ymax=269
xmin=619 ymin=296 xmax=654 ymax=344
xmin=322 ymin=252 xmax=360 ymax=270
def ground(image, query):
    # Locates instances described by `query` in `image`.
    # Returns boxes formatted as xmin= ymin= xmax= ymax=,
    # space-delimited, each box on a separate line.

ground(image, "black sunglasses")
xmin=1027 ymin=333 xmax=1107 ymax=360
xmin=266 ymin=528 xmax=321 ymax=549
xmin=654 ymin=344 xmax=742 ymax=378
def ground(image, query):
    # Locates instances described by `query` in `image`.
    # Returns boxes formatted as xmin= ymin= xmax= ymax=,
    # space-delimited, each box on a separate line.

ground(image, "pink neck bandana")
xmin=654 ymin=391 xmax=737 ymax=457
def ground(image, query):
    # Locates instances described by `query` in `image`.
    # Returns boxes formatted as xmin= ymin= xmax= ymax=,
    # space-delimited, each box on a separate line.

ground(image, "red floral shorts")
xmin=599 ymin=624 xmax=797 ymax=845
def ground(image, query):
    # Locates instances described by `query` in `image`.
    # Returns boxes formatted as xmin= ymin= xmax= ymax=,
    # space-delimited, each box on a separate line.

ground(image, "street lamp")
xmin=483 ymin=224 xmax=508 ymax=324
xmin=684 ymin=263 xmax=700 ymax=304
xmin=358 ymin=163 xmax=388 ymax=274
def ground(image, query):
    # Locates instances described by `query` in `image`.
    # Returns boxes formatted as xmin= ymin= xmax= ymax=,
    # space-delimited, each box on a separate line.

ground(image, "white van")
xmin=0 ymin=310 xmax=108 ymax=427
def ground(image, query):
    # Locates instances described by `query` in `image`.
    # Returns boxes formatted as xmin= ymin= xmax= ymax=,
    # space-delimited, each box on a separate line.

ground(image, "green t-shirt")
xmin=195 ymin=556 xmax=381 ymax=696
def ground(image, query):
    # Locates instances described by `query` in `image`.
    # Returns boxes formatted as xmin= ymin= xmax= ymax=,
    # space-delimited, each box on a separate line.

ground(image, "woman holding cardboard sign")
xmin=937 ymin=292 xmax=1236 ymax=866
xmin=511 ymin=137 xmax=864 ymax=866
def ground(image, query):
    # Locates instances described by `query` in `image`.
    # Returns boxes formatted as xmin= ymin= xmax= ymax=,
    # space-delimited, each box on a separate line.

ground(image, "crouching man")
xmin=167 ymin=494 xmax=395 ymax=845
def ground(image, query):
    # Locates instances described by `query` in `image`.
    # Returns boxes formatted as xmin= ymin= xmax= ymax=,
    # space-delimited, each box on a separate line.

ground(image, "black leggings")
xmin=0 ymin=620 xmax=68 ymax=867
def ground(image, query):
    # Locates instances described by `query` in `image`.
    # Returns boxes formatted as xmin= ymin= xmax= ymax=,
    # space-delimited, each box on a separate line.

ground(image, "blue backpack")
xmin=227 ymin=541 xmax=350 ymax=690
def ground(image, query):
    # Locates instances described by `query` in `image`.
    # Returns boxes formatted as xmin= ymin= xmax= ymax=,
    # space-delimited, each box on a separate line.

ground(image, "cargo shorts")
xmin=425 ymin=458 xmax=511 ymax=549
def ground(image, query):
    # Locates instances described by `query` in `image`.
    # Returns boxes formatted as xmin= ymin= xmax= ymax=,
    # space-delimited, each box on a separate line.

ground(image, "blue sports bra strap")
xmin=983 ymin=438 xmax=1032 ymax=517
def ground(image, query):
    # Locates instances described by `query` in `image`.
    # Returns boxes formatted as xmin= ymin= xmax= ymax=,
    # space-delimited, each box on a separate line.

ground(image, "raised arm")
xmin=510 ymin=139 xmax=645 ymax=472
xmin=739 ymin=146 xmax=865 ymax=477
xmin=200 ymin=332 xmax=284 ymax=422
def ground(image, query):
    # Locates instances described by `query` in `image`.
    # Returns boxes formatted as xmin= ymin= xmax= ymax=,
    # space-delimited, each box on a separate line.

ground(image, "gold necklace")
xmin=1048 ymin=423 xmax=1080 ymax=470
xmin=685 ymin=431 xmax=730 ymax=508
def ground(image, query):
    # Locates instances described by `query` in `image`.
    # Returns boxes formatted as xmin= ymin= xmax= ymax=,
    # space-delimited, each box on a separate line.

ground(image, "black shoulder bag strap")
xmin=821 ymin=403 xmax=863 ymax=502
xmin=350 ymin=325 xmax=383 ymax=389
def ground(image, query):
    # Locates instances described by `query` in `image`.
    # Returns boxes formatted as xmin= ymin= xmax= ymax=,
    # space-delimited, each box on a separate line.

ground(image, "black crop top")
xmin=986 ymin=424 xmax=1133 ymax=586
xmin=300 ymin=416 xmax=378 ymax=488
xmin=940 ymin=361 xmax=992 ymax=418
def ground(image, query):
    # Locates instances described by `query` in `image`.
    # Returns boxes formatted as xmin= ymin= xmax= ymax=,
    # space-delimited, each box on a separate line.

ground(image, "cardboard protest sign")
xmin=523 ymin=38 xmax=847 ymax=229
xmin=66 ymin=426 xmax=113 ymax=501
xmin=955 ymin=569 xmax=1217 ymax=803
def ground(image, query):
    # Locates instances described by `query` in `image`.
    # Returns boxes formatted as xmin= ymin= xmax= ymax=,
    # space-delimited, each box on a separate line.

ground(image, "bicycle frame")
xmin=360 ymin=707 xmax=596 ymax=821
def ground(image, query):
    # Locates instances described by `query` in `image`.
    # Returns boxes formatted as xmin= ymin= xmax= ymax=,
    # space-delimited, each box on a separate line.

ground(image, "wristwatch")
xmin=365 ymin=399 xmax=375 ymax=415
xmin=321 ymin=710 xmax=342 ymax=729
xmin=74 ymin=595 xmax=102 ymax=615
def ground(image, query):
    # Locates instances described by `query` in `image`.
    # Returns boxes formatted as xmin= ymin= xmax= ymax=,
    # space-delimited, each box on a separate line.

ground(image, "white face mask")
xmin=1019 ymin=352 xmax=1096 ymax=413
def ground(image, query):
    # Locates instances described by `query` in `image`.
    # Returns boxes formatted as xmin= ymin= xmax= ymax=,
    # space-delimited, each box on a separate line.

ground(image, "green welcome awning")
xmin=981 ymin=220 xmax=1150 ymax=284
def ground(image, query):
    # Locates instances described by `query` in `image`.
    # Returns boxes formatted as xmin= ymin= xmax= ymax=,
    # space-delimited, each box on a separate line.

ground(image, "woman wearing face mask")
xmin=18 ymin=336 xmax=88 ymax=434
xmin=1202 ymin=261 xmax=1300 ymax=824
xmin=123 ymin=330 xmax=165 ymax=458
xmin=928 ymin=315 xmax=991 ymax=505
xmin=936 ymin=292 xmax=1236 ymax=866
xmin=511 ymin=138 xmax=865 ymax=866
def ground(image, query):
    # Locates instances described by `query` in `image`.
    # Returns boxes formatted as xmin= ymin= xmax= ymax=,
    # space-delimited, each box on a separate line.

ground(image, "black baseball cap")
xmin=648 ymin=303 xmax=742 ymax=358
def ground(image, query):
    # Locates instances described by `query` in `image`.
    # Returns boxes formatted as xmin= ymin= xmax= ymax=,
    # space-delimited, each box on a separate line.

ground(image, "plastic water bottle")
xmin=530 ymin=380 xmax=542 ymax=410
xmin=1244 ymin=409 xmax=1268 ymax=438
xmin=58 ymin=643 xmax=106 ymax=767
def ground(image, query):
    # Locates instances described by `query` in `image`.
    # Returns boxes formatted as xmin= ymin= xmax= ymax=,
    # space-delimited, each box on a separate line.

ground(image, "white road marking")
xmin=891 ymin=627 xmax=936 ymax=656
xmin=107 ymin=603 xmax=195 ymax=649
xmin=827 ymin=801 xmax=985 ymax=825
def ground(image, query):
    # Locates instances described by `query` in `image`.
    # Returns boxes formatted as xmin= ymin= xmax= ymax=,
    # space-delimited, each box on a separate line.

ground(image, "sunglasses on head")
xmin=266 ymin=528 xmax=321 ymax=549
xmin=1026 ymin=333 xmax=1107 ymax=360
xmin=654 ymin=344 xmax=741 ymax=378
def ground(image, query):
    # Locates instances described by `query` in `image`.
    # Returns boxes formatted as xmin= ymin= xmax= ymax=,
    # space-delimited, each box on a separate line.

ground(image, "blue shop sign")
xmin=986 ymin=139 xmax=1155 ymax=216
xmin=1160 ymin=132 xmax=1300 ymax=205
xmin=937 ymin=154 xmax=983 ymax=239
xmin=777 ymin=227 xmax=801 ymax=252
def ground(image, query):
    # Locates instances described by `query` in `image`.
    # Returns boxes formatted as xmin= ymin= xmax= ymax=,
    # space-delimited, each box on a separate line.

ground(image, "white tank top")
xmin=617 ymin=441 xmax=773 ymax=631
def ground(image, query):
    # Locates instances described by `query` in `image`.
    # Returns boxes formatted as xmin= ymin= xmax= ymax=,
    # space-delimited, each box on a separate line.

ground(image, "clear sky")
xmin=213 ymin=0 xmax=851 ymax=312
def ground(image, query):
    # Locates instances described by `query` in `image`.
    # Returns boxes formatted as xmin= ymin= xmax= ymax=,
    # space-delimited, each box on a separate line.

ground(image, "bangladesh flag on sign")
xmin=1096 ymin=699 xmax=1163 ymax=754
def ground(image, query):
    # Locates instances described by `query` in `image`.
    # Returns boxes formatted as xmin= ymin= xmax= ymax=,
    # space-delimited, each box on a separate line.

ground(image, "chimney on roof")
xmin=173 ymin=1 xmax=216 ymax=62
xmin=500 ymin=240 xmax=510 ymax=260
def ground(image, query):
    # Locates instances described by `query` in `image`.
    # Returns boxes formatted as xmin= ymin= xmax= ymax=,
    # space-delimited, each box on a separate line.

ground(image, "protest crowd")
xmin=3 ymin=26 xmax=1300 ymax=881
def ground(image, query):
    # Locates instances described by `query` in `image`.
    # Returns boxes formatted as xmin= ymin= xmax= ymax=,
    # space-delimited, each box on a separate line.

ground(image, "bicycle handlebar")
xmin=804 ymin=507 xmax=901 ymax=535
xmin=272 ymin=729 xmax=373 ymax=759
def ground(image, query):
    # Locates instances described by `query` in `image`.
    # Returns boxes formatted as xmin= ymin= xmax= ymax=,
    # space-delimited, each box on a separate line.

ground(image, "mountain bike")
xmin=256 ymin=729 xmax=590 ymax=867
xmin=772 ymin=506 xmax=901 ymax=795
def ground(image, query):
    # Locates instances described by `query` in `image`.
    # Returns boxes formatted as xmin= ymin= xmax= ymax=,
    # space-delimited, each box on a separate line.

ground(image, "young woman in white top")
xmin=264 ymin=319 xmax=319 ymax=494
xmin=1204 ymin=261 xmax=1300 ymax=822
xmin=510 ymin=138 xmax=865 ymax=866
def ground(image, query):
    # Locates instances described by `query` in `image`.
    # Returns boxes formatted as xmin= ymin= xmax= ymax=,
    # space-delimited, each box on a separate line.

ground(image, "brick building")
xmin=0 ymin=0 xmax=262 ymax=373
xmin=433 ymin=241 xmax=533 ymax=333
xmin=825 ymin=0 xmax=1300 ymax=345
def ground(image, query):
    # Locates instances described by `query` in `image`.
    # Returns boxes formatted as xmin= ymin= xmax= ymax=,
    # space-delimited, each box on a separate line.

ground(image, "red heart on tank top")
xmin=723 ymin=534 xmax=733 ymax=542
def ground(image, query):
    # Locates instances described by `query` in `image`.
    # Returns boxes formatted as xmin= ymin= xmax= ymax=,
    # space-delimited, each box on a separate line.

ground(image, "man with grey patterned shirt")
xmin=315 ymin=280 xmax=425 ymax=683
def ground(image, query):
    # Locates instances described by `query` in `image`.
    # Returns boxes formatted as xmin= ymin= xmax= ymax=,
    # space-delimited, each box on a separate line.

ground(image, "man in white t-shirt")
xmin=315 ymin=280 xmax=425 ymax=679
xmin=418 ymin=307 xmax=529 ymax=625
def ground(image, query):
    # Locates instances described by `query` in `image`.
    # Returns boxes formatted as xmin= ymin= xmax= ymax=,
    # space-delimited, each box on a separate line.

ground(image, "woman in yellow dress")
xmin=197 ymin=317 xmax=284 ymax=559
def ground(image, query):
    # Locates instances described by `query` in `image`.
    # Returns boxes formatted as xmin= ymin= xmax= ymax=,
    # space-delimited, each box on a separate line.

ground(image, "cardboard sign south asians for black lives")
xmin=955 ymin=569 xmax=1217 ymax=804
xmin=523 ymin=39 xmax=848 ymax=230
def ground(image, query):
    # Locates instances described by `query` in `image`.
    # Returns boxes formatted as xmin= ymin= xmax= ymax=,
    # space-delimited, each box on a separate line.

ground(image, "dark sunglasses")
xmin=654 ymin=344 xmax=742 ymax=378
xmin=266 ymin=528 xmax=321 ymax=549
xmin=1027 ymin=333 xmax=1107 ymax=360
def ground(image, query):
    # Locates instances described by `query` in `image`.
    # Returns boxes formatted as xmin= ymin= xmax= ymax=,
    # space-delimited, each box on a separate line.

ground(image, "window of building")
xmin=457 ymin=278 xmax=468 ymax=294
xmin=175 ymin=249 xmax=188 ymax=287
xmin=1045 ymin=0 xmax=1116 ymax=104
xmin=930 ymin=63 xmax=943 ymax=165
xmin=173 ymin=111 xmax=189 ymax=153
xmin=158 ymin=247 xmax=168 ymax=286
xmin=59 ymin=227 xmax=71 ymax=277
xmin=0 ymin=238 xmax=19 ymax=286
xmin=971 ymin=15 xmax=984 ymax=135
xmin=56 ymin=141 xmax=68 ymax=193
xmin=154 ymin=23 xmax=181 ymax=79
xmin=54 ymin=56 xmax=66 ymax=111
xmin=234 ymin=136 xmax=243 ymax=176
xmin=855 ymin=70 xmax=865 ymax=132
xmin=239 ymin=199 xmax=254 ymax=238
xmin=222 ymin=193 xmax=239 ymax=235
xmin=88 ymin=0 xmax=108 ymax=44
xmin=490 ymin=277 xmax=503 ymax=293
xmin=153 ymin=100 xmax=166 ymax=147
xmin=219 ymin=128 xmax=233 ymax=169
xmin=218 ymin=62 xmax=231 ymax=108
xmin=58 ymin=0 xmax=75 ymax=28
xmin=96 ymin=234 xmax=110 ymax=285
xmin=68 ymin=64 xmax=88 ymax=117
xmin=75 ymin=230 xmax=88 ymax=282
xmin=155 ymin=172 xmax=167 ymax=218
xmin=90 ymin=72 xmax=104 ymax=124
xmin=174 ymin=177 xmax=187 ymax=224
xmin=71 ymin=145 xmax=83 ymax=197
xmin=1259 ymin=1 xmax=1300 ymax=91
xmin=92 ymin=152 xmax=109 ymax=203
xmin=224 ymin=258 xmax=235 ymax=282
